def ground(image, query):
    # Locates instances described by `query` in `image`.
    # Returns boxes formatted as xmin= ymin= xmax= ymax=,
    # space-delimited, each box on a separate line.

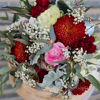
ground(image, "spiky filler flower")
xmin=54 ymin=15 xmax=86 ymax=46
xmin=14 ymin=41 xmax=29 ymax=63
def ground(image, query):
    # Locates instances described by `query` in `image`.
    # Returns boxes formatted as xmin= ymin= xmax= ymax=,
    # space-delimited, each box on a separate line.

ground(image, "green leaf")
xmin=78 ymin=0 xmax=83 ymax=4
xmin=14 ymin=39 xmax=30 ymax=45
xmin=35 ymin=84 xmax=42 ymax=92
xmin=12 ymin=79 xmax=22 ymax=92
xmin=38 ymin=69 xmax=64 ymax=88
xmin=75 ymin=65 xmax=85 ymax=82
xmin=85 ymin=54 xmax=93 ymax=59
xmin=0 ymin=54 xmax=4 ymax=60
xmin=3 ymin=6 xmax=28 ymax=14
xmin=0 ymin=10 xmax=9 ymax=20
xmin=85 ymin=6 xmax=92 ymax=12
xmin=53 ymin=60 xmax=67 ymax=64
xmin=30 ymin=39 xmax=49 ymax=43
xmin=19 ymin=23 xmax=29 ymax=40
xmin=0 ymin=31 xmax=8 ymax=37
xmin=51 ymin=93 xmax=59 ymax=97
xmin=37 ymin=44 xmax=53 ymax=55
xmin=92 ymin=32 xmax=97 ymax=36
xmin=6 ymin=33 xmax=15 ymax=45
xmin=95 ymin=55 xmax=100 ymax=59
xmin=0 ymin=40 xmax=10 ymax=46
xmin=0 ymin=51 xmax=16 ymax=59
xmin=88 ymin=75 xmax=100 ymax=91
xmin=66 ymin=64 xmax=71 ymax=79
xmin=50 ymin=25 xmax=56 ymax=41
xmin=13 ymin=13 xmax=19 ymax=22
xmin=0 ymin=66 xmax=11 ymax=74
xmin=94 ymin=36 xmax=100 ymax=45
xmin=0 ymin=73 xmax=9 ymax=96
xmin=57 ymin=0 xmax=72 ymax=14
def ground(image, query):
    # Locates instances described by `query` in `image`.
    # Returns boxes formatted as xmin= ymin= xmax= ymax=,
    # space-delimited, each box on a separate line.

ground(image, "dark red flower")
xmin=14 ymin=41 xmax=29 ymax=63
xmin=31 ymin=0 xmax=50 ymax=17
xmin=35 ymin=67 xmax=48 ymax=83
xmin=72 ymin=34 xmax=97 ymax=53
xmin=71 ymin=79 xmax=91 ymax=95
xmin=54 ymin=15 xmax=86 ymax=47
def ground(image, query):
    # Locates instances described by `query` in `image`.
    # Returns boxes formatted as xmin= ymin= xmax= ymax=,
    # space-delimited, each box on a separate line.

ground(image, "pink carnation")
xmin=44 ymin=42 xmax=69 ymax=66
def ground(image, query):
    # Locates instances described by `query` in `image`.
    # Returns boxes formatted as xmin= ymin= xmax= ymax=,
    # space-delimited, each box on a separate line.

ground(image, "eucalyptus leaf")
xmin=29 ymin=54 xmax=40 ymax=65
xmin=13 ymin=13 xmax=19 ymax=22
xmin=19 ymin=23 xmax=29 ymax=40
xmin=0 ymin=66 xmax=11 ymax=74
xmin=38 ymin=69 xmax=64 ymax=88
xmin=75 ymin=65 xmax=85 ymax=82
xmin=0 ymin=54 xmax=4 ymax=60
xmin=57 ymin=0 xmax=72 ymax=14
xmin=0 ymin=31 xmax=8 ymax=37
xmin=95 ymin=55 xmax=100 ymax=59
xmin=88 ymin=75 xmax=100 ymax=91
xmin=85 ymin=6 xmax=92 ymax=12
xmin=85 ymin=54 xmax=93 ymax=59
xmin=0 ymin=41 xmax=10 ymax=46
xmin=66 ymin=64 xmax=71 ymax=79
xmin=3 ymin=6 xmax=28 ymax=14
xmin=78 ymin=0 xmax=83 ymax=4
xmin=0 ymin=51 xmax=16 ymax=59
xmin=37 ymin=44 xmax=53 ymax=55
xmin=50 ymin=25 xmax=56 ymax=41
xmin=0 ymin=73 xmax=9 ymax=96
xmin=14 ymin=39 xmax=30 ymax=45
xmin=12 ymin=79 xmax=22 ymax=92
xmin=30 ymin=39 xmax=49 ymax=43
xmin=0 ymin=10 xmax=9 ymax=20
xmin=68 ymin=90 xmax=72 ymax=99
xmin=55 ymin=80 xmax=62 ymax=89
xmin=53 ymin=60 xmax=67 ymax=64
xmin=35 ymin=84 xmax=43 ymax=92
xmin=51 ymin=93 xmax=59 ymax=97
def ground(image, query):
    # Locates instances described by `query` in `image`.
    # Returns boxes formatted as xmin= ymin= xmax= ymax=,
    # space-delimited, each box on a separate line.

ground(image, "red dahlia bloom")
xmin=54 ymin=15 xmax=86 ymax=47
xmin=71 ymin=79 xmax=91 ymax=95
xmin=31 ymin=0 xmax=50 ymax=17
xmin=72 ymin=34 xmax=97 ymax=53
xmin=35 ymin=67 xmax=48 ymax=83
xmin=14 ymin=41 xmax=29 ymax=63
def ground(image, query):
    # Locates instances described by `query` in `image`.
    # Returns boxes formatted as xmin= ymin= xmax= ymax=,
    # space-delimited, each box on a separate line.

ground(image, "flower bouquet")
xmin=0 ymin=0 xmax=100 ymax=100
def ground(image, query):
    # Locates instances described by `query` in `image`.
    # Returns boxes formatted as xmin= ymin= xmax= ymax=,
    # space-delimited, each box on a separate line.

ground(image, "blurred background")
xmin=0 ymin=0 xmax=100 ymax=100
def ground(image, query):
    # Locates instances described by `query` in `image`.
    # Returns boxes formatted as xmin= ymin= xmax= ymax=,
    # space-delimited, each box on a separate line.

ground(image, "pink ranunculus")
xmin=44 ymin=42 xmax=69 ymax=66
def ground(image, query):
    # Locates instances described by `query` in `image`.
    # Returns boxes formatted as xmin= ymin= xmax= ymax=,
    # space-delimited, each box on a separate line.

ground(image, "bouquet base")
xmin=9 ymin=75 xmax=94 ymax=100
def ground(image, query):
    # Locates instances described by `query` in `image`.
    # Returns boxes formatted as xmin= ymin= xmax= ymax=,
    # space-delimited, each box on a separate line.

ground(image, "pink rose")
xmin=44 ymin=42 xmax=69 ymax=66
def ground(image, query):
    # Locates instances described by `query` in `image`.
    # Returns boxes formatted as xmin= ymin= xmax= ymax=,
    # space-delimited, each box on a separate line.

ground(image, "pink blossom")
xmin=44 ymin=42 xmax=69 ymax=66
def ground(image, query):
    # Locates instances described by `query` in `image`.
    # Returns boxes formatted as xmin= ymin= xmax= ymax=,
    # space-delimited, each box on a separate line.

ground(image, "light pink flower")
xmin=44 ymin=42 xmax=69 ymax=66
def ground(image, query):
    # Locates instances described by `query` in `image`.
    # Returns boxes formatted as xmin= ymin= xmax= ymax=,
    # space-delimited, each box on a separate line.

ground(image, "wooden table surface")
xmin=0 ymin=0 xmax=100 ymax=100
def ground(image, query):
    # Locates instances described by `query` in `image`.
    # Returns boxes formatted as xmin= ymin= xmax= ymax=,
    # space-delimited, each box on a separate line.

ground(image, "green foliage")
xmin=13 ymin=13 xmax=19 ymax=22
xmin=85 ymin=6 xmax=92 ymax=12
xmin=85 ymin=54 xmax=93 ymax=59
xmin=94 ymin=36 xmax=100 ymax=45
xmin=0 ymin=40 xmax=10 ymax=46
xmin=0 ymin=31 xmax=8 ymax=38
xmin=0 ymin=66 xmax=11 ymax=74
xmin=14 ymin=39 xmax=31 ymax=45
xmin=19 ymin=23 xmax=29 ymax=40
xmin=29 ymin=54 xmax=40 ymax=65
xmin=30 ymin=39 xmax=49 ymax=43
xmin=35 ymin=84 xmax=43 ymax=92
xmin=38 ymin=68 xmax=64 ymax=88
xmin=92 ymin=31 xmax=97 ymax=36
xmin=0 ymin=73 xmax=9 ymax=96
xmin=53 ymin=60 xmax=67 ymax=64
xmin=88 ymin=75 xmax=100 ymax=91
xmin=75 ymin=65 xmax=85 ymax=82
xmin=55 ymin=80 xmax=62 ymax=89
xmin=0 ymin=51 xmax=16 ymax=59
xmin=78 ymin=0 xmax=83 ymax=4
xmin=12 ymin=79 xmax=22 ymax=92
xmin=51 ymin=93 xmax=59 ymax=97
xmin=57 ymin=0 xmax=72 ymax=14
xmin=37 ymin=44 xmax=53 ymax=55
xmin=95 ymin=55 xmax=100 ymax=59
xmin=0 ymin=10 xmax=9 ymax=20
xmin=50 ymin=25 xmax=56 ymax=41
xmin=66 ymin=64 xmax=71 ymax=79
xmin=3 ymin=6 xmax=28 ymax=14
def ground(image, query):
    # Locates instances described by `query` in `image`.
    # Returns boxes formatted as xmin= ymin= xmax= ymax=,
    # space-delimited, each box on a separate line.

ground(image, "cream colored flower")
xmin=38 ymin=5 xmax=61 ymax=29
